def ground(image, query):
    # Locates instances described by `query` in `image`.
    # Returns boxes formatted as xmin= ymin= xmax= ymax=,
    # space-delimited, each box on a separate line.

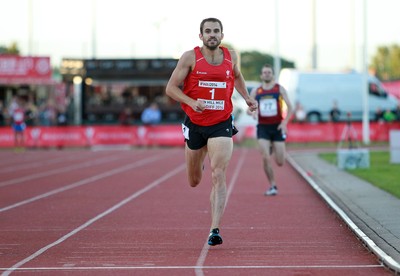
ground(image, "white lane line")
xmin=0 ymin=155 xmax=124 ymax=188
xmin=0 ymin=264 xmax=384 ymax=272
xmin=287 ymin=154 xmax=400 ymax=274
xmin=1 ymin=163 xmax=186 ymax=276
xmin=0 ymin=152 xmax=98 ymax=174
xmin=195 ymin=148 xmax=247 ymax=276
xmin=0 ymin=155 xmax=162 ymax=213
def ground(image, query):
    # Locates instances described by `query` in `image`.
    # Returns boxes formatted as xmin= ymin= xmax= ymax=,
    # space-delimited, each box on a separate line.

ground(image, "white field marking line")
xmin=0 ymin=154 xmax=129 ymax=188
xmin=0 ymin=152 xmax=99 ymax=174
xmin=0 ymin=152 xmax=41 ymax=166
xmin=0 ymin=264 xmax=384 ymax=272
xmin=287 ymin=155 xmax=400 ymax=274
xmin=195 ymin=148 xmax=247 ymax=276
xmin=0 ymin=154 xmax=163 ymax=213
xmin=1 ymin=163 xmax=186 ymax=276
xmin=91 ymin=145 xmax=132 ymax=151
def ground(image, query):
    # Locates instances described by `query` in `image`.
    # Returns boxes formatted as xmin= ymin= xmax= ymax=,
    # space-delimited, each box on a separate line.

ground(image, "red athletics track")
xmin=0 ymin=147 xmax=394 ymax=275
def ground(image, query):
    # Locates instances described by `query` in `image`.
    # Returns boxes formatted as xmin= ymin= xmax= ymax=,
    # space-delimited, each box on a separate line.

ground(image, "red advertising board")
xmin=0 ymin=55 xmax=53 ymax=84
xmin=0 ymin=122 xmax=399 ymax=148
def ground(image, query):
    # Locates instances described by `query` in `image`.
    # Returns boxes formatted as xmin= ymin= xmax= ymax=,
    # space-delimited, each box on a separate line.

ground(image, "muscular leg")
xmin=185 ymin=144 xmax=208 ymax=187
xmin=207 ymin=137 xmax=233 ymax=230
xmin=258 ymin=138 xmax=276 ymax=187
xmin=273 ymin=141 xmax=286 ymax=167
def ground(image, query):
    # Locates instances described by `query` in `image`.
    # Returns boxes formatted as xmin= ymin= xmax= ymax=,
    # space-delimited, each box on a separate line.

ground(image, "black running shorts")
xmin=182 ymin=115 xmax=235 ymax=150
xmin=257 ymin=123 xmax=286 ymax=142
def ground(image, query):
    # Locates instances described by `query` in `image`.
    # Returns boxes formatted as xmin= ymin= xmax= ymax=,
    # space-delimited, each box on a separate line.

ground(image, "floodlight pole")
xmin=92 ymin=0 xmax=97 ymax=59
xmin=274 ymin=0 xmax=281 ymax=77
xmin=28 ymin=0 xmax=33 ymax=55
xmin=362 ymin=0 xmax=370 ymax=144
xmin=311 ymin=0 xmax=317 ymax=69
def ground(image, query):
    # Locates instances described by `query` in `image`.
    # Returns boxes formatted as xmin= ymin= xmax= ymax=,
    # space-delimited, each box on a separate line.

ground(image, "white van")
xmin=232 ymin=81 xmax=261 ymax=127
xmin=278 ymin=69 xmax=398 ymax=122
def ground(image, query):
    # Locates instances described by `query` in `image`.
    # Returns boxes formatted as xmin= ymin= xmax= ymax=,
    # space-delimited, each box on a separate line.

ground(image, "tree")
xmin=221 ymin=42 xmax=296 ymax=81
xmin=0 ymin=42 xmax=20 ymax=54
xmin=371 ymin=44 xmax=400 ymax=80
xmin=240 ymin=50 xmax=295 ymax=81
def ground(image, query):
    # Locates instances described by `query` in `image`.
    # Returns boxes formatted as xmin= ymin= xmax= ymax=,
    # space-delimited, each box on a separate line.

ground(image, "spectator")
xmin=57 ymin=106 xmax=68 ymax=126
xmin=0 ymin=100 xmax=5 ymax=126
xmin=374 ymin=107 xmax=384 ymax=122
xmin=38 ymin=99 xmax=58 ymax=126
xmin=293 ymin=102 xmax=306 ymax=123
xmin=10 ymin=96 xmax=26 ymax=151
xmin=119 ymin=106 xmax=133 ymax=126
xmin=394 ymin=103 xmax=400 ymax=121
xmin=383 ymin=108 xmax=396 ymax=122
xmin=8 ymin=95 xmax=19 ymax=117
xmin=329 ymin=100 xmax=341 ymax=122
xmin=25 ymin=97 xmax=38 ymax=126
xmin=141 ymin=102 xmax=161 ymax=125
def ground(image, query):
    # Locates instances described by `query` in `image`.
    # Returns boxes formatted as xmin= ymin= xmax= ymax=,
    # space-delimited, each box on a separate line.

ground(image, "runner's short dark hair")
xmin=200 ymin=18 xmax=223 ymax=34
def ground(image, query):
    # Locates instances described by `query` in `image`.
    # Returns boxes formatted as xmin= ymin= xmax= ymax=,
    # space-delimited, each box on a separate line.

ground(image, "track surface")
xmin=0 ymin=147 xmax=394 ymax=275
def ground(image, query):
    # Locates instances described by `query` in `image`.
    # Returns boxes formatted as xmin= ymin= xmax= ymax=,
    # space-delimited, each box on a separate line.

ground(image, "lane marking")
xmin=0 ymin=151 xmax=99 ymax=174
xmin=1 ymin=163 xmax=186 ymax=276
xmin=0 ymin=149 xmax=159 ymax=188
xmin=0 ymin=155 xmax=124 ymax=188
xmin=0 ymin=264 xmax=384 ymax=272
xmin=0 ymin=154 xmax=163 ymax=212
xmin=195 ymin=148 xmax=247 ymax=276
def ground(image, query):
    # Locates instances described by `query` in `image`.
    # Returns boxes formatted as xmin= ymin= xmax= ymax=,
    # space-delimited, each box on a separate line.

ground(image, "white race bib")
xmin=259 ymin=98 xmax=278 ymax=117
xmin=198 ymin=81 xmax=226 ymax=88
xmin=198 ymin=99 xmax=225 ymax=110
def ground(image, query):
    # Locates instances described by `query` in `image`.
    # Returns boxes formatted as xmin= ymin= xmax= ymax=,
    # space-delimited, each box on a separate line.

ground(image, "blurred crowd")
xmin=291 ymin=101 xmax=400 ymax=123
xmin=0 ymin=94 xmax=69 ymax=128
xmin=374 ymin=105 xmax=400 ymax=123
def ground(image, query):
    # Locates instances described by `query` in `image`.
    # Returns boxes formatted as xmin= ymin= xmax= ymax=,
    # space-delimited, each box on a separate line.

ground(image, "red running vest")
xmin=181 ymin=46 xmax=235 ymax=126
xmin=255 ymin=83 xmax=284 ymax=124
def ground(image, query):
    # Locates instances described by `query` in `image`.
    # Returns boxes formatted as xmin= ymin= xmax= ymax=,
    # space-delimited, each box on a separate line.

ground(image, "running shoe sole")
xmin=208 ymin=233 xmax=223 ymax=246
xmin=265 ymin=187 xmax=278 ymax=196
xmin=208 ymin=229 xmax=223 ymax=246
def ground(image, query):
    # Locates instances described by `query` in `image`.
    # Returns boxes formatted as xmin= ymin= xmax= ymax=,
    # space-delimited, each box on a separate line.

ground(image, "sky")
xmin=1 ymin=0 xmax=399 ymax=72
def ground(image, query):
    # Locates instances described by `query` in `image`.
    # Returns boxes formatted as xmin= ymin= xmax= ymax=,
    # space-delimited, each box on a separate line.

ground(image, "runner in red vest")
xmin=248 ymin=64 xmax=293 ymax=196
xmin=166 ymin=18 xmax=257 ymax=246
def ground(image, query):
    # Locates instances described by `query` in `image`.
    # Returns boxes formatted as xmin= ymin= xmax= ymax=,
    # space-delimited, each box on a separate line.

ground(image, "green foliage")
xmin=219 ymin=42 xmax=296 ymax=81
xmin=221 ymin=41 xmax=235 ymax=50
xmin=319 ymin=151 xmax=400 ymax=199
xmin=240 ymin=50 xmax=296 ymax=81
xmin=371 ymin=44 xmax=400 ymax=80
xmin=0 ymin=42 xmax=20 ymax=54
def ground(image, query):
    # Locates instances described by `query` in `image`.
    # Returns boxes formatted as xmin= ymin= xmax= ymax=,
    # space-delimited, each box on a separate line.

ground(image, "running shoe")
xmin=264 ymin=186 xmax=278 ymax=196
xmin=208 ymin=228 xmax=223 ymax=246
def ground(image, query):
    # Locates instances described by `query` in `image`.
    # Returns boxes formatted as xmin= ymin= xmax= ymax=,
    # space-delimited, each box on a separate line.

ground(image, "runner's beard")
xmin=205 ymin=40 xmax=220 ymax=50
xmin=263 ymin=78 xmax=273 ymax=84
